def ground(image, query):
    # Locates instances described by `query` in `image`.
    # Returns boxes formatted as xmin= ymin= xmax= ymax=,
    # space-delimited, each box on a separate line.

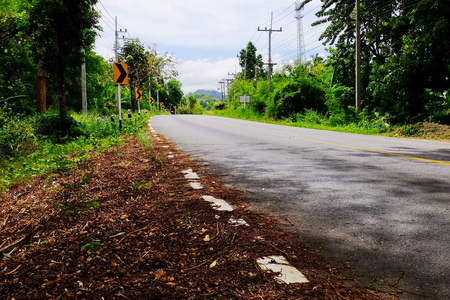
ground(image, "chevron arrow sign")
xmin=114 ymin=63 xmax=129 ymax=85
xmin=136 ymin=90 xmax=143 ymax=100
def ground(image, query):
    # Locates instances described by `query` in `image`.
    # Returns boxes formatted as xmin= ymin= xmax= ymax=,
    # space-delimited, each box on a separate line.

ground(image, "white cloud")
xmin=178 ymin=57 xmax=238 ymax=94
xmin=94 ymin=0 xmax=328 ymax=94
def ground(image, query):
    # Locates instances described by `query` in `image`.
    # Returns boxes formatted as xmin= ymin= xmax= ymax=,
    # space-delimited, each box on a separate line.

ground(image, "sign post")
xmin=136 ymin=90 xmax=143 ymax=115
xmin=239 ymin=95 xmax=251 ymax=109
xmin=114 ymin=62 xmax=129 ymax=131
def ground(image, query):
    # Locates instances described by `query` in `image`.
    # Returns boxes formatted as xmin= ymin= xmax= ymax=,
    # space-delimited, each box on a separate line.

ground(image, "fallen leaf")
xmin=209 ymin=260 xmax=217 ymax=268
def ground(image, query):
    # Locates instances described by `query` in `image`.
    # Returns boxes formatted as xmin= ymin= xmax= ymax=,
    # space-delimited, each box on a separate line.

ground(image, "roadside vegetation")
xmin=0 ymin=108 xmax=151 ymax=191
xmin=210 ymin=0 xmax=450 ymax=138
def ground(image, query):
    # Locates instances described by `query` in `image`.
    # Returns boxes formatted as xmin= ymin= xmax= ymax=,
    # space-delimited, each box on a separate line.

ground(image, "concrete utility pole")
xmin=81 ymin=48 xmax=87 ymax=114
xmin=355 ymin=0 xmax=361 ymax=111
xmin=222 ymin=78 xmax=232 ymax=100
xmin=115 ymin=16 xmax=127 ymax=130
xmin=258 ymin=12 xmax=282 ymax=93
xmin=218 ymin=81 xmax=225 ymax=101
xmin=228 ymin=72 xmax=236 ymax=106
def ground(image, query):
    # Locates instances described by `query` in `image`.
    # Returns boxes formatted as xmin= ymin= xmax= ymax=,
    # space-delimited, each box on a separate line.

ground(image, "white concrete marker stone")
xmin=184 ymin=172 xmax=200 ymax=180
xmin=190 ymin=182 xmax=203 ymax=190
xmin=228 ymin=218 xmax=250 ymax=227
xmin=257 ymin=256 xmax=309 ymax=284
xmin=202 ymin=196 xmax=233 ymax=211
xmin=168 ymin=155 xmax=174 ymax=159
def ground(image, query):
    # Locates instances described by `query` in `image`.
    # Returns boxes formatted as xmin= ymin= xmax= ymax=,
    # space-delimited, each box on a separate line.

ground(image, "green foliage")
xmin=300 ymin=0 xmax=450 ymax=124
xmin=273 ymin=78 xmax=327 ymax=119
xmin=81 ymin=241 xmax=101 ymax=251
xmin=213 ymin=102 xmax=227 ymax=110
xmin=179 ymin=95 xmax=204 ymax=115
xmin=238 ymin=42 xmax=266 ymax=80
xmin=34 ymin=113 xmax=84 ymax=143
xmin=0 ymin=111 xmax=151 ymax=191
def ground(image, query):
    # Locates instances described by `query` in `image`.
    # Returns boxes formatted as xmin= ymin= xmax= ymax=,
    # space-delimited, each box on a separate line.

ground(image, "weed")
xmin=81 ymin=241 xmax=101 ymax=251
xmin=176 ymin=211 xmax=192 ymax=227
xmin=128 ymin=182 xmax=152 ymax=190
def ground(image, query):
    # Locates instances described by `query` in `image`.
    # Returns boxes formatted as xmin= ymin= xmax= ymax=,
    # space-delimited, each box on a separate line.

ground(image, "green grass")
xmin=212 ymin=108 xmax=391 ymax=136
xmin=0 ymin=110 xmax=153 ymax=191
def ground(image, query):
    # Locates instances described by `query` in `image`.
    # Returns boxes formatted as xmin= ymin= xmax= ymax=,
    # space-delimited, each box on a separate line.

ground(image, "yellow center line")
xmin=199 ymin=117 xmax=450 ymax=166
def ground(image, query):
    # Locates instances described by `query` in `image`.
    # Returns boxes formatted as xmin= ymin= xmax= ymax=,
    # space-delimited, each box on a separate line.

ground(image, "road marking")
xmin=198 ymin=118 xmax=450 ymax=166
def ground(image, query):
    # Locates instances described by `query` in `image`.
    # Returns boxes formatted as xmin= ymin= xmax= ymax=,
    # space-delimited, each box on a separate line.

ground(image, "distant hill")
xmin=188 ymin=89 xmax=221 ymax=100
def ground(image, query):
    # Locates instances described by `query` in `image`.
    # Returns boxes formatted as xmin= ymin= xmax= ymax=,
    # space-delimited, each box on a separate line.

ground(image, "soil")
xmin=0 ymin=131 xmax=400 ymax=299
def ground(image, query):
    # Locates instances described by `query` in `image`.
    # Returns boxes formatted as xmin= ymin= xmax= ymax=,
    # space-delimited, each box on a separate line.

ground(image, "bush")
xmin=34 ymin=113 xmax=85 ymax=143
xmin=214 ymin=102 xmax=227 ymax=110
xmin=0 ymin=107 xmax=37 ymax=158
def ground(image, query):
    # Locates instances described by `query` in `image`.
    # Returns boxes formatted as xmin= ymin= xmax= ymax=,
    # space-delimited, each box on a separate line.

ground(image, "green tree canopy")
xmin=238 ymin=42 xmax=266 ymax=81
xmin=300 ymin=0 xmax=450 ymax=123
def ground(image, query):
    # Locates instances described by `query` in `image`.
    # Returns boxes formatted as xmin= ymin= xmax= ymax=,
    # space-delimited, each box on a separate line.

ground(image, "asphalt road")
xmin=150 ymin=115 xmax=450 ymax=299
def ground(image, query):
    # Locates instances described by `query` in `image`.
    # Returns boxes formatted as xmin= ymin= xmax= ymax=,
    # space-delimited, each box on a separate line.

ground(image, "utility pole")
xmin=222 ymin=78 xmax=232 ymax=100
xmin=258 ymin=12 xmax=282 ymax=93
xmin=218 ymin=81 xmax=225 ymax=101
xmin=355 ymin=0 xmax=361 ymax=111
xmin=115 ymin=16 xmax=127 ymax=130
xmin=228 ymin=72 xmax=236 ymax=107
xmin=81 ymin=48 xmax=87 ymax=114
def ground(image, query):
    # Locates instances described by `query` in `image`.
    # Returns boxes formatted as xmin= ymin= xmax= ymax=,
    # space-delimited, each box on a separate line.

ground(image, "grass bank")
xmin=0 ymin=110 xmax=154 ymax=191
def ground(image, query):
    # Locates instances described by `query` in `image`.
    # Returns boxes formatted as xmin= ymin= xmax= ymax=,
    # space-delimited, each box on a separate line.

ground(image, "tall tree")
xmin=28 ymin=0 xmax=99 ymax=115
xmin=238 ymin=42 xmax=265 ymax=81
xmin=300 ymin=0 xmax=450 ymax=122
xmin=121 ymin=38 xmax=147 ymax=110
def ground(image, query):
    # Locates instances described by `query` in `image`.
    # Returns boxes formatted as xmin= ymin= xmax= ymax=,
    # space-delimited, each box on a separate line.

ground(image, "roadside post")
xmin=113 ymin=62 xmax=129 ymax=131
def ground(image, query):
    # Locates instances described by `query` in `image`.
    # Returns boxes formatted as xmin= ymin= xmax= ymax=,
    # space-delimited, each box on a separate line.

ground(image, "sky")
xmin=94 ymin=0 xmax=329 ymax=94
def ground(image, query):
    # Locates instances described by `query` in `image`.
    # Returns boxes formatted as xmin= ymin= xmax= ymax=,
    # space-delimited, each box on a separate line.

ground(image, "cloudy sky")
xmin=94 ymin=0 xmax=328 ymax=94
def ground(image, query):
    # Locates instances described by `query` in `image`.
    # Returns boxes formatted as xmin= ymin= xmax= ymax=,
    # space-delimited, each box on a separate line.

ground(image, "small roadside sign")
xmin=239 ymin=95 xmax=251 ymax=104
xmin=136 ymin=90 xmax=143 ymax=100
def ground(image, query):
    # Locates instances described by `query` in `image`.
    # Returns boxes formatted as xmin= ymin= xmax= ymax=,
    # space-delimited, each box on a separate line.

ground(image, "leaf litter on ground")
xmin=0 ymin=134 xmax=399 ymax=299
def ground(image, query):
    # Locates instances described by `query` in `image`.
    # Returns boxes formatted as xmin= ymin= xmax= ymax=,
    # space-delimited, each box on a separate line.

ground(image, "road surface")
xmin=150 ymin=115 xmax=450 ymax=299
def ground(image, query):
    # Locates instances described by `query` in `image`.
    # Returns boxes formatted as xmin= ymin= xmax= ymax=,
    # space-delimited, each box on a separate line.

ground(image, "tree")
xmin=28 ymin=0 xmax=99 ymax=116
xmin=299 ymin=0 xmax=450 ymax=123
xmin=121 ymin=40 xmax=179 ymax=110
xmin=238 ymin=42 xmax=266 ymax=81
xmin=0 ymin=1 xmax=37 ymax=114
xmin=165 ymin=80 xmax=183 ymax=107
xmin=121 ymin=38 xmax=147 ymax=110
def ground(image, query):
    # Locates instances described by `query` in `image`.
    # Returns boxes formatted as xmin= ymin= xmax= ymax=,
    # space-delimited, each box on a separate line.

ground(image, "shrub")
xmin=34 ymin=113 xmax=85 ymax=143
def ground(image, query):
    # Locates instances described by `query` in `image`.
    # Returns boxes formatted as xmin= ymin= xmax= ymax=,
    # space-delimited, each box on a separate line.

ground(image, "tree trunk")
xmin=58 ymin=67 xmax=67 ymax=116
xmin=130 ymin=77 xmax=136 ymax=110
xmin=36 ymin=59 xmax=47 ymax=114
xmin=55 ymin=30 xmax=67 ymax=116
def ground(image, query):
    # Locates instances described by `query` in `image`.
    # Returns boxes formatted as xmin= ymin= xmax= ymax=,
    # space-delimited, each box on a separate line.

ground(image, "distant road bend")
xmin=151 ymin=115 xmax=450 ymax=299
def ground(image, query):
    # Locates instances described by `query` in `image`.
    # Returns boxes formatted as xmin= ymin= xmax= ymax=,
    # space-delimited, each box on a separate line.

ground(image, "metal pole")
xmin=115 ymin=16 xmax=122 ymax=130
xmin=355 ymin=0 xmax=361 ymax=111
xmin=81 ymin=48 xmax=87 ymax=114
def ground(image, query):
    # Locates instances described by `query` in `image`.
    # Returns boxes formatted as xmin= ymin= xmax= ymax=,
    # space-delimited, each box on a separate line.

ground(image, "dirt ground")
xmin=384 ymin=122 xmax=450 ymax=142
xmin=0 ymin=130 xmax=400 ymax=299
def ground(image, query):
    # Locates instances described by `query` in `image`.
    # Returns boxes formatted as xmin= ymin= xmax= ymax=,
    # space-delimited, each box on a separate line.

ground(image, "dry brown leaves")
xmin=0 ymin=133 xmax=398 ymax=299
